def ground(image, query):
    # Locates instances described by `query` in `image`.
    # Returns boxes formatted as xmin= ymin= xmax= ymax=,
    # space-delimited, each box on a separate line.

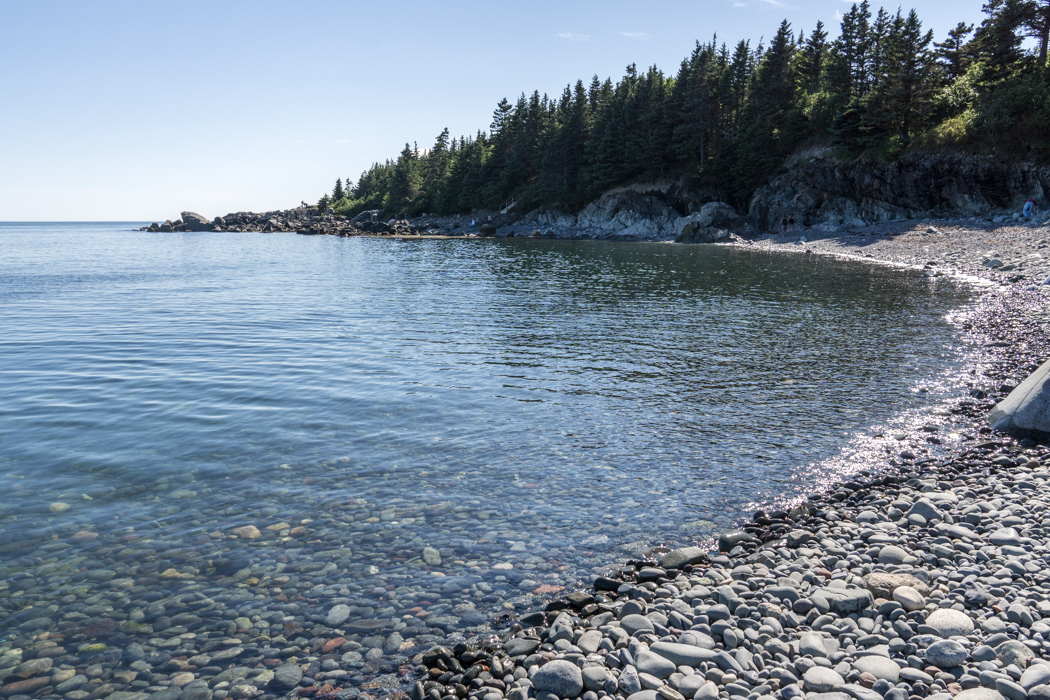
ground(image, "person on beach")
xmin=780 ymin=217 xmax=787 ymax=235
xmin=1023 ymin=198 xmax=1039 ymax=221
xmin=788 ymin=215 xmax=796 ymax=233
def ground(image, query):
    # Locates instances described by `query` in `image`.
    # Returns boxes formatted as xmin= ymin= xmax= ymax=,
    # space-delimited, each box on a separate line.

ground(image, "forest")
xmin=321 ymin=0 xmax=1050 ymax=217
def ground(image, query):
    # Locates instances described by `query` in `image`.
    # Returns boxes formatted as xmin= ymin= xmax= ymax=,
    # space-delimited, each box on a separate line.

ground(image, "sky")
xmin=1 ymin=0 xmax=989 ymax=221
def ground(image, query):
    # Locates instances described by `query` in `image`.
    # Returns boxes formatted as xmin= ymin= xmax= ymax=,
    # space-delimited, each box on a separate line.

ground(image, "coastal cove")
xmin=0 ymin=222 xmax=986 ymax=700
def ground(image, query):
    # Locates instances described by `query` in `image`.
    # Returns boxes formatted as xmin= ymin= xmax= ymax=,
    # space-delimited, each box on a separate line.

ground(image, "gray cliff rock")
xmin=748 ymin=151 xmax=1050 ymax=230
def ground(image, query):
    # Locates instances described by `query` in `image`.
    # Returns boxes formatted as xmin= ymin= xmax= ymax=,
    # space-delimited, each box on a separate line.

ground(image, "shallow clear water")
xmin=0 ymin=223 xmax=971 ymax=690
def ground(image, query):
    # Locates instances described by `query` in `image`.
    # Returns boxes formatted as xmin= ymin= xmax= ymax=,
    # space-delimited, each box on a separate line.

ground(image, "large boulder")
xmin=180 ymin=212 xmax=214 ymax=232
xmin=988 ymin=359 xmax=1050 ymax=438
xmin=695 ymin=202 xmax=741 ymax=228
xmin=572 ymin=182 xmax=681 ymax=238
xmin=675 ymin=225 xmax=729 ymax=244
xmin=351 ymin=209 xmax=383 ymax=224
xmin=674 ymin=202 xmax=740 ymax=243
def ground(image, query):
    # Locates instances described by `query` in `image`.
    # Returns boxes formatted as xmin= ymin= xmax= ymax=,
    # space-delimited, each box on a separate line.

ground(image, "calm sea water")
xmin=0 ymin=223 xmax=971 ymax=690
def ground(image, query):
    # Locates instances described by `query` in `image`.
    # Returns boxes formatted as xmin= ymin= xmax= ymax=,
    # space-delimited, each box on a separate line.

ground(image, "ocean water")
xmin=0 ymin=223 xmax=972 ymax=691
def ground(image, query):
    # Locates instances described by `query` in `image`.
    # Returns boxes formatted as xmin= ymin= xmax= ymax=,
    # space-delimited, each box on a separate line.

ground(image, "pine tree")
xmin=332 ymin=178 xmax=345 ymax=201
xmin=934 ymin=22 xmax=975 ymax=83
xmin=729 ymin=20 xmax=803 ymax=203
xmin=973 ymin=0 xmax=1030 ymax=81
xmin=864 ymin=9 xmax=937 ymax=148
xmin=387 ymin=143 xmax=423 ymax=216
xmin=797 ymin=22 xmax=828 ymax=94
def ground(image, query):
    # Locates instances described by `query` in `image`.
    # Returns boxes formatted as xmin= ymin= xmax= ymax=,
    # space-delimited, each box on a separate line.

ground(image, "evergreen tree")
xmin=864 ymin=9 xmax=937 ymax=148
xmin=934 ymin=22 xmax=975 ymax=83
xmin=387 ymin=144 xmax=423 ymax=216
xmin=319 ymin=2 xmax=1047 ymax=219
xmin=973 ymin=0 xmax=1030 ymax=81
xmin=729 ymin=20 xmax=803 ymax=203
xmin=797 ymin=22 xmax=829 ymax=94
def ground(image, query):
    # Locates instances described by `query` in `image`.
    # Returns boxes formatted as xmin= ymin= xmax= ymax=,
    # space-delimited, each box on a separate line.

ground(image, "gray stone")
xmin=926 ymin=639 xmax=968 ymax=668
xmin=862 ymin=573 xmax=931 ymax=599
xmin=649 ymin=642 xmax=715 ymax=667
xmin=995 ymin=679 xmax=1028 ymax=700
xmin=635 ymin=650 xmax=677 ymax=679
xmin=693 ymin=681 xmax=719 ymax=700
xmin=423 ymin=547 xmax=442 ymax=565
xmin=892 ymin=586 xmax=925 ymax=612
xmin=578 ymin=630 xmax=602 ymax=654
xmin=678 ymin=676 xmax=709 ymax=700
xmin=804 ymin=667 xmax=845 ymax=693
xmin=989 ymin=359 xmax=1050 ymax=438
xmin=712 ymin=651 xmax=744 ymax=674
xmin=807 ymin=694 xmax=850 ymax=700
xmin=627 ymin=692 xmax=660 ymax=700
xmin=907 ymin=498 xmax=943 ymax=522
xmin=841 ymin=684 xmax=884 ymax=700
xmin=899 ymin=668 xmax=935 ymax=684
xmin=973 ymin=645 xmax=998 ymax=662
xmin=619 ymin=666 xmax=642 ymax=695
xmin=717 ymin=531 xmax=754 ymax=552
xmin=877 ymin=546 xmax=910 ymax=565
xmin=657 ymin=687 xmax=686 ymax=700
xmin=506 ymin=638 xmax=540 ymax=657
xmin=812 ymin=587 xmax=874 ymax=615
xmin=179 ymin=688 xmax=211 ymax=700
xmin=997 ymin=641 xmax=1035 ymax=668
xmin=532 ymin=660 xmax=584 ymax=699
xmin=926 ymin=609 xmax=975 ymax=637
xmin=799 ymin=632 xmax=828 ymax=658
xmin=990 ymin=529 xmax=1022 ymax=547
xmin=148 ymin=691 xmax=181 ymax=700
xmin=678 ymin=631 xmax=716 ymax=649
xmin=582 ymin=666 xmax=609 ymax=692
xmin=621 ymin=614 xmax=656 ymax=636
xmin=1020 ymin=666 xmax=1050 ymax=690
xmin=1008 ymin=604 xmax=1035 ymax=627
xmin=955 ymin=689 xmax=1006 ymax=700
xmin=325 ymin=604 xmax=351 ymax=627
xmin=853 ymin=657 xmax=900 ymax=683
xmin=767 ymin=586 xmax=800 ymax=603
xmin=269 ymin=665 xmax=303 ymax=691
xmin=660 ymin=547 xmax=707 ymax=570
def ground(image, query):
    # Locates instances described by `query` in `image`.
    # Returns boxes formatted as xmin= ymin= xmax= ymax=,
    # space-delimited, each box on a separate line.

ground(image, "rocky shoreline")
xmin=381 ymin=237 xmax=1050 ymax=700
xmin=93 ymin=208 xmax=1050 ymax=700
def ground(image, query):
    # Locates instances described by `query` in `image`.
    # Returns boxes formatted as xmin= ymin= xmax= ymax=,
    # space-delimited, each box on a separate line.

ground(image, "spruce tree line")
xmin=323 ymin=1 xmax=1050 ymax=217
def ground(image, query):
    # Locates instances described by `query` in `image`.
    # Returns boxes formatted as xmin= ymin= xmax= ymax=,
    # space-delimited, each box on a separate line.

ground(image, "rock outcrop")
xmin=673 ymin=202 xmax=742 ymax=243
xmin=749 ymin=151 xmax=1050 ymax=231
xmin=517 ymin=180 xmax=721 ymax=240
xmin=988 ymin=358 xmax=1050 ymax=438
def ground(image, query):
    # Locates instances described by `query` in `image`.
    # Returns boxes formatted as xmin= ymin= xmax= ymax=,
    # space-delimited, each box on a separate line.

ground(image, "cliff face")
xmin=516 ymin=180 xmax=719 ymax=239
xmin=748 ymin=152 xmax=1050 ymax=231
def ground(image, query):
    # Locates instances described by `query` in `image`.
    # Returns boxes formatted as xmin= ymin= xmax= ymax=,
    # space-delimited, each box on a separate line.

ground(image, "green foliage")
xmin=321 ymin=1 xmax=1050 ymax=215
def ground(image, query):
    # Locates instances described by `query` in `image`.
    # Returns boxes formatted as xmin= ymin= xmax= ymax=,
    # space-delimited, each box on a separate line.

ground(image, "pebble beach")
xmin=2 ymin=219 xmax=1049 ymax=700
xmin=397 ymin=221 xmax=1050 ymax=700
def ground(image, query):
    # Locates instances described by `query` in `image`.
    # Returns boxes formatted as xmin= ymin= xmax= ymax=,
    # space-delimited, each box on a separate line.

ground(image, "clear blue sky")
xmin=1 ymin=0 xmax=987 ymax=221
